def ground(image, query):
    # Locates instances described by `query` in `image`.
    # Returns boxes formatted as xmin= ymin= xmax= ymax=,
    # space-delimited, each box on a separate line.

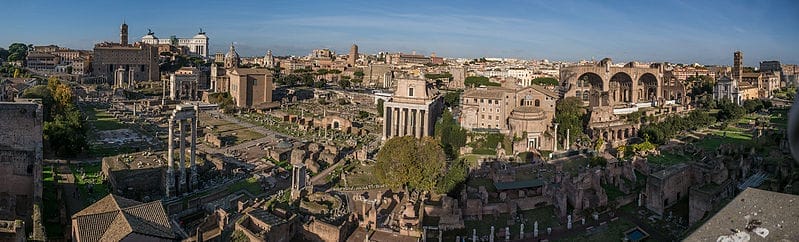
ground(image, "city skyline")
xmin=1 ymin=0 xmax=797 ymax=66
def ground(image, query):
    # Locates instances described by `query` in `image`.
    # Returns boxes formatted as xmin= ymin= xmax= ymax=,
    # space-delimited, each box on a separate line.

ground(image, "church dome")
xmin=225 ymin=44 xmax=239 ymax=60
xmin=224 ymin=44 xmax=240 ymax=68
xmin=510 ymin=106 xmax=546 ymax=121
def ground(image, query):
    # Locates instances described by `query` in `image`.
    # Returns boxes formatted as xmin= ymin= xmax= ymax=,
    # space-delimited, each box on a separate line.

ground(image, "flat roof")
xmin=685 ymin=188 xmax=799 ymax=241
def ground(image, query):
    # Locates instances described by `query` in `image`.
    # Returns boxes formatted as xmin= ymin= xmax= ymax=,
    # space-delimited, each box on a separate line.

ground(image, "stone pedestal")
xmin=568 ymin=215 xmax=573 ymax=229
xmin=490 ymin=226 xmax=494 ymax=242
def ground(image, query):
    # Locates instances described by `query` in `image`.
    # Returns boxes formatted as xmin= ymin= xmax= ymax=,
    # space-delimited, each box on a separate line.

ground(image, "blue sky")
xmin=1 ymin=0 xmax=797 ymax=66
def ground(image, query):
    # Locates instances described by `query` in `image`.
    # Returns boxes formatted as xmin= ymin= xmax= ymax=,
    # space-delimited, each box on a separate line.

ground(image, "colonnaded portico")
xmin=166 ymin=104 xmax=199 ymax=197
xmin=559 ymin=58 xmax=666 ymax=107
xmin=381 ymin=78 xmax=444 ymax=140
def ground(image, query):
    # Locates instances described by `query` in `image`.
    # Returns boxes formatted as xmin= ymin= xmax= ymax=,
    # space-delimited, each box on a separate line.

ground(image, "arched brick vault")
xmin=560 ymin=59 xmax=665 ymax=107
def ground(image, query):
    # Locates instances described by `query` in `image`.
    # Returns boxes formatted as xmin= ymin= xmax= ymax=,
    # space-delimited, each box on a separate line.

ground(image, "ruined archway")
xmin=578 ymin=72 xmax=603 ymax=91
xmin=638 ymin=73 xmax=658 ymax=102
xmin=610 ymin=72 xmax=633 ymax=104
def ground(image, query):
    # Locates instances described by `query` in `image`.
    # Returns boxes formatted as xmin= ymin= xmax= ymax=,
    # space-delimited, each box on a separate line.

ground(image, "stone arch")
xmin=625 ymin=128 xmax=630 ymax=138
xmin=617 ymin=129 xmax=623 ymax=139
xmin=638 ymin=73 xmax=658 ymax=102
xmin=610 ymin=72 xmax=634 ymax=104
xmin=578 ymin=72 xmax=603 ymax=91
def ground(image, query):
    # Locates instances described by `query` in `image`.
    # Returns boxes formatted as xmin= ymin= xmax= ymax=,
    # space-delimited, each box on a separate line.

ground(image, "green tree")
xmin=531 ymin=77 xmax=559 ymax=86
xmin=436 ymin=158 xmax=467 ymax=195
xmin=0 ymin=48 xmax=8 ymax=60
xmin=338 ymin=78 xmax=351 ymax=89
xmin=208 ymin=92 xmax=236 ymax=113
xmin=443 ymin=90 xmax=462 ymax=107
xmin=435 ymin=109 xmax=467 ymax=159
xmin=25 ymin=78 xmax=87 ymax=157
xmin=7 ymin=43 xmax=28 ymax=62
xmin=717 ymin=99 xmax=746 ymax=122
xmin=464 ymin=76 xmax=499 ymax=87
xmin=554 ymin=97 xmax=586 ymax=145
xmin=374 ymin=136 xmax=446 ymax=191
xmin=22 ymin=85 xmax=55 ymax=121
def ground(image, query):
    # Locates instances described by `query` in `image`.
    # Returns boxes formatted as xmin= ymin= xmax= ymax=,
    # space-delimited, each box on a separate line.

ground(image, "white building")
xmin=141 ymin=29 xmax=209 ymax=57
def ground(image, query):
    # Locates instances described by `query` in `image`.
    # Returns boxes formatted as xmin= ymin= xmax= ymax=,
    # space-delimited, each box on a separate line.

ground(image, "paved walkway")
xmin=55 ymin=163 xmax=84 ymax=216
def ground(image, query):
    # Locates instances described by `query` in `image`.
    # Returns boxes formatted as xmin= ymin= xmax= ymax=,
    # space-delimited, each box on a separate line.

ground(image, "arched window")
xmin=534 ymin=99 xmax=540 ymax=107
xmin=582 ymin=92 xmax=589 ymax=101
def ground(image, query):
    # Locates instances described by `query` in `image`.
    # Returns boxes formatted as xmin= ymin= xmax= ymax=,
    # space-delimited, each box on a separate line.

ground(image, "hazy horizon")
xmin=1 ymin=0 xmax=797 ymax=66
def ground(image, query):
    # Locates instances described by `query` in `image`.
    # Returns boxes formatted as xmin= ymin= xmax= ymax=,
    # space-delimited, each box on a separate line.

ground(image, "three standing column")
xmin=166 ymin=118 xmax=175 ymax=197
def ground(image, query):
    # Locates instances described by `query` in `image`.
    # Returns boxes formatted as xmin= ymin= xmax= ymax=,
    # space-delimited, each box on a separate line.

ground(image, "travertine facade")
xmin=460 ymin=81 xmax=558 ymax=151
xmin=227 ymin=68 xmax=274 ymax=108
xmin=560 ymin=58 xmax=666 ymax=107
xmin=169 ymin=67 xmax=203 ymax=101
xmin=141 ymin=29 xmax=209 ymax=57
xmin=92 ymin=23 xmax=159 ymax=85
xmin=0 ymin=102 xmax=42 ymax=236
xmin=714 ymin=51 xmax=760 ymax=105
xmin=382 ymin=78 xmax=443 ymax=140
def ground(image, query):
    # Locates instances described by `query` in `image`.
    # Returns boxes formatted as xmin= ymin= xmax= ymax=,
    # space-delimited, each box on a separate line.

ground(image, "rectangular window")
xmin=408 ymin=87 xmax=414 ymax=97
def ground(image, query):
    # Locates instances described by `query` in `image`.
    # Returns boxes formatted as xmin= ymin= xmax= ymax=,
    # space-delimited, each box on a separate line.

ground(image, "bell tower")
xmin=120 ymin=22 xmax=129 ymax=46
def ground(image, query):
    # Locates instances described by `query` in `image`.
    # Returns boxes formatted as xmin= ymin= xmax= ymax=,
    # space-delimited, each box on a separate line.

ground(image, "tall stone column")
xmin=399 ymin=107 xmax=406 ymax=136
xmin=190 ymin=106 xmax=198 ymax=190
xmin=166 ymin=118 xmax=175 ymax=197
xmin=421 ymin=110 xmax=427 ymax=137
xmin=178 ymin=120 xmax=186 ymax=194
xmin=415 ymin=109 xmax=422 ymax=138
xmin=392 ymin=107 xmax=399 ymax=137
xmin=565 ymin=128 xmax=570 ymax=151
xmin=553 ymin=123 xmax=559 ymax=151
xmin=384 ymin=106 xmax=391 ymax=139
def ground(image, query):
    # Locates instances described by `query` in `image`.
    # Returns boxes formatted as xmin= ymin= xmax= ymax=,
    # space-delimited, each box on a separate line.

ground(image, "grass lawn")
xmin=561 ymin=219 xmax=636 ymax=241
xmin=71 ymin=163 xmax=110 ymax=206
xmin=519 ymin=206 xmax=561 ymax=229
xmin=86 ymin=107 xmax=124 ymax=131
xmin=769 ymin=108 xmax=789 ymax=128
xmin=695 ymin=133 xmax=752 ymax=152
xmin=227 ymin=176 xmax=262 ymax=195
xmin=467 ymin=177 xmax=496 ymax=192
xmin=441 ymin=213 xmax=513 ymax=241
xmin=646 ymin=152 xmax=691 ymax=166
xmin=42 ymin=166 xmax=63 ymax=238
xmin=344 ymin=163 xmax=381 ymax=187
xmin=88 ymin=144 xmax=137 ymax=157
xmin=201 ymin=112 xmax=264 ymax=145
xmin=603 ymin=184 xmax=626 ymax=201
xmin=560 ymin=157 xmax=589 ymax=175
